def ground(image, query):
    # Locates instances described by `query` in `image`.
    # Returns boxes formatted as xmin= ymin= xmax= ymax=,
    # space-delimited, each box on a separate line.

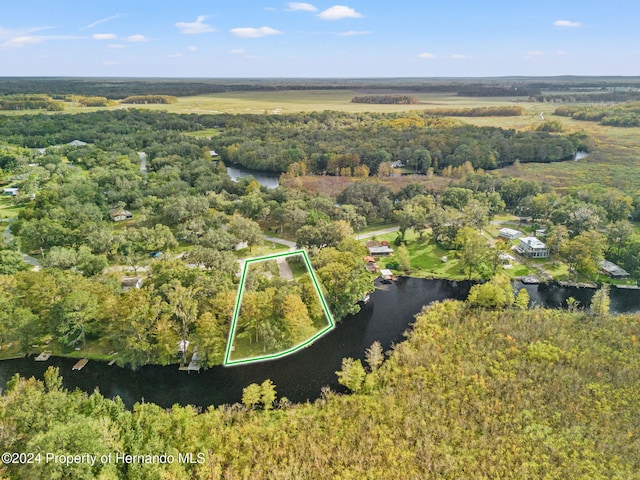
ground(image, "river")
xmin=1 ymin=278 xmax=638 ymax=410
xmin=225 ymin=164 xmax=281 ymax=189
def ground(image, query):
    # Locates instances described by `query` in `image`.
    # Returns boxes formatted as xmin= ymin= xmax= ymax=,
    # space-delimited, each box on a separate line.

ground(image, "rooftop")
xmin=520 ymin=236 xmax=546 ymax=249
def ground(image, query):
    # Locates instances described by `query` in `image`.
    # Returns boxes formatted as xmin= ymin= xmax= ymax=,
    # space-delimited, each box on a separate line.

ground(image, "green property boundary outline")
xmin=223 ymin=249 xmax=335 ymax=366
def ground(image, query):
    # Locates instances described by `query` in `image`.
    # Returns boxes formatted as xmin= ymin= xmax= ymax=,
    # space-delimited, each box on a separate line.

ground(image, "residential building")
xmin=498 ymin=227 xmax=522 ymax=240
xmin=517 ymin=236 xmax=549 ymax=258
xmin=599 ymin=260 xmax=630 ymax=278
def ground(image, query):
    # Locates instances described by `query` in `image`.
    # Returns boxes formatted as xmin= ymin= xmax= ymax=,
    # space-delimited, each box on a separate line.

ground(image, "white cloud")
xmin=554 ymin=20 xmax=582 ymax=28
xmin=127 ymin=34 xmax=148 ymax=42
xmin=418 ymin=52 xmax=435 ymax=59
xmin=287 ymin=2 xmax=317 ymax=11
xmin=92 ymin=33 xmax=117 ymax=40
xmin=317 ymin=5 xmax=362 ymax=20
xmin=525 ymin=50 xmax=547 ymax=62
xmin=108 ymin=44 xmax=125 ymax=48
xmin=230 ymin=48 xmax=246 ymax=54
xmin=451 ymin=54 xmax=470 ymax=59
xmin=82 ymin=14 xmax=122 ymax=30
xmin=175 ymin=16 xmax=215 ymax=34
xmin=188 ymin=45 xmax=198 ymax=51
xmin=2 ymin=36 xmax=42 ymax=48
xmin=168 ymin=53 xmax=183 ymax=58
xmin=230 ymin=26 xmax=282 ymax=38
xmin=337 ymin=30 xmax=370 ymax=36
xmin=556 ymin=50 xmax=567 ymax=56
xmin=103 ymin=60 xmax=118 ymax=65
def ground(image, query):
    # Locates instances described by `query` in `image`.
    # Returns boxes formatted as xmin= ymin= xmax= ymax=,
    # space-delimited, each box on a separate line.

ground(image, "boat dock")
xmin=72 ymin=358 xmax=89 ymax=370
xmin=35 ymin=351 xmax=52 ymax=361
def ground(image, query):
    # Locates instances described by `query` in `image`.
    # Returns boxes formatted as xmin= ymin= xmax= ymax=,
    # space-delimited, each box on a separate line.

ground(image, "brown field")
xmin=282 ymin=173 xmax=453 ymax=197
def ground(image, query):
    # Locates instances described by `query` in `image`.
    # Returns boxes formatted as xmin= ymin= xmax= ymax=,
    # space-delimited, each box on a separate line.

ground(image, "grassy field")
xmin=0 ymin=196 xmax=23 ymax=220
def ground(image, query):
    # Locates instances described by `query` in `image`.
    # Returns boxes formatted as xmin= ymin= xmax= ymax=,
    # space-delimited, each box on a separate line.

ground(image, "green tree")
xmin=336 ymin=357 xmax=366 ymax=393
xmin=590 ymin=284 xmax=610 ymax=317
xmin=242 ymin=383 xmax=262 ymax=409
xmin=467 ymin=274 xmax=514 ymax=309
xmin=396 ymin=245 xmax=411 ymax=273
xmin=228 ymin=215 xmax=263 ymax=251
xmin=514 ymin=288 xmax=530 ymax=310
xmin=51 ymin=290 xmax=100 ymax=350
xmin=455 ymin=226 xmax=490 ymax=279
xmin=365 ymin=341 xmax=384 ymax=371
xmin=0 ymin=250 xmax=27 ymax=274
xmin=281 ymin=294 xmax=316 ymax=344
xmin=260 ymin=379 xmax=277 ymax=410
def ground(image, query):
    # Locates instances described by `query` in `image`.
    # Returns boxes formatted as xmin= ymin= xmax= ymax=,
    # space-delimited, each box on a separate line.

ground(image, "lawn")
xmin=0 ymin=196 xmax=24 ymax=219
xmin=369 ymin=230 xmax=468 ymax=280
xmin=234 ymin=241 xmax=290 ymax=259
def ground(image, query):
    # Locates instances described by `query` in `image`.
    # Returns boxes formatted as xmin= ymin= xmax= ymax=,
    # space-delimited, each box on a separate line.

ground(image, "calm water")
xmin=0 ymin=278 xmax=472 ymax=409
xmin=225 ymin=165 xmax=281 ymax=189
xmin=518 ymin=281 xmax=640 ymax=313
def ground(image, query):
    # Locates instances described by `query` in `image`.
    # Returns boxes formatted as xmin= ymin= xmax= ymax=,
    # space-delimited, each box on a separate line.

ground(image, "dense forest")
xmin=0 ymin=109 xmax=589 ymax=175
xmin=1 ymin=301 xmax=638 ymax=479
xmin=216 ymin=110 xmax=587 ymax=173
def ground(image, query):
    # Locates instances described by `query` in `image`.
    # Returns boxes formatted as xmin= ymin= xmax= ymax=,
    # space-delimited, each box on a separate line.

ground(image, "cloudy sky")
xmin=0 ymin=0 xmax=638 ymax=77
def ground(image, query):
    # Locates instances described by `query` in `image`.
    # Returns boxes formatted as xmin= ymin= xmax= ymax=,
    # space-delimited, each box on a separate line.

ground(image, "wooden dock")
xmin=72 ymin=358 xmax=89 ymax=370
xmin=35 ymin=351 xmax=52 ymax=361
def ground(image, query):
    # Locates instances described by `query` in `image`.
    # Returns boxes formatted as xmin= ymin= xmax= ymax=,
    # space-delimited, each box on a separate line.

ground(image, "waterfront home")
xmin=517 ymin=236 xmax=549 ymax=258
xmin=599 ymin=260 xmax=630 ymax=279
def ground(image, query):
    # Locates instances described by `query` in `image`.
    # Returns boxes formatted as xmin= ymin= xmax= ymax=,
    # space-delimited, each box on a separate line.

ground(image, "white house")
xmin=498 ymin=227 xmax=522 ymax=241
xmin=67 ymin=140 xmax=87 ymax=147
xmin=517 ymin=236 xmax=549 ymax=258
xmin=3 ymin=187 xmax=19 ymax=196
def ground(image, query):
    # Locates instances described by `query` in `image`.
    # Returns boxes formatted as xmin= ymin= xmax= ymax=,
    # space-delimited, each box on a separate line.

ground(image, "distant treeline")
xmin=351 ymin=95 xmax=418 ymax=104
xmin=0 ymin=94 xmax=64 ymax=111
xmin=555 ymin=102 xmax=640 ymax=127
xmin=532 ymin=91 xmax=640 ymax=103
xmin=456 ymin=86 xmax=541 ymax=97
xmin=120 ymin=95 xmax=178 ymax=104
xmin=427 ymin=106 xmax=526 ymax=117
xmin=2 ymin=77 xmax=640 ymax=99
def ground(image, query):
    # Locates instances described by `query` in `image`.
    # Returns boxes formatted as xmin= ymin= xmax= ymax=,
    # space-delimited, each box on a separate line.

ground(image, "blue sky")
xmin=1 ymin=1 xmax=638 ymax=77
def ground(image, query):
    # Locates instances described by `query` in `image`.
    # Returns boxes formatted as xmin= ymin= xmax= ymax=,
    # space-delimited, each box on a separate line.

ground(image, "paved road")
xmin=355 ymin=226 xmax=400 ymax=240
xmin=263 ymin=235 xmax=296 ymax=251
xmin=276 ymin=257 xmax=294 ymax=281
